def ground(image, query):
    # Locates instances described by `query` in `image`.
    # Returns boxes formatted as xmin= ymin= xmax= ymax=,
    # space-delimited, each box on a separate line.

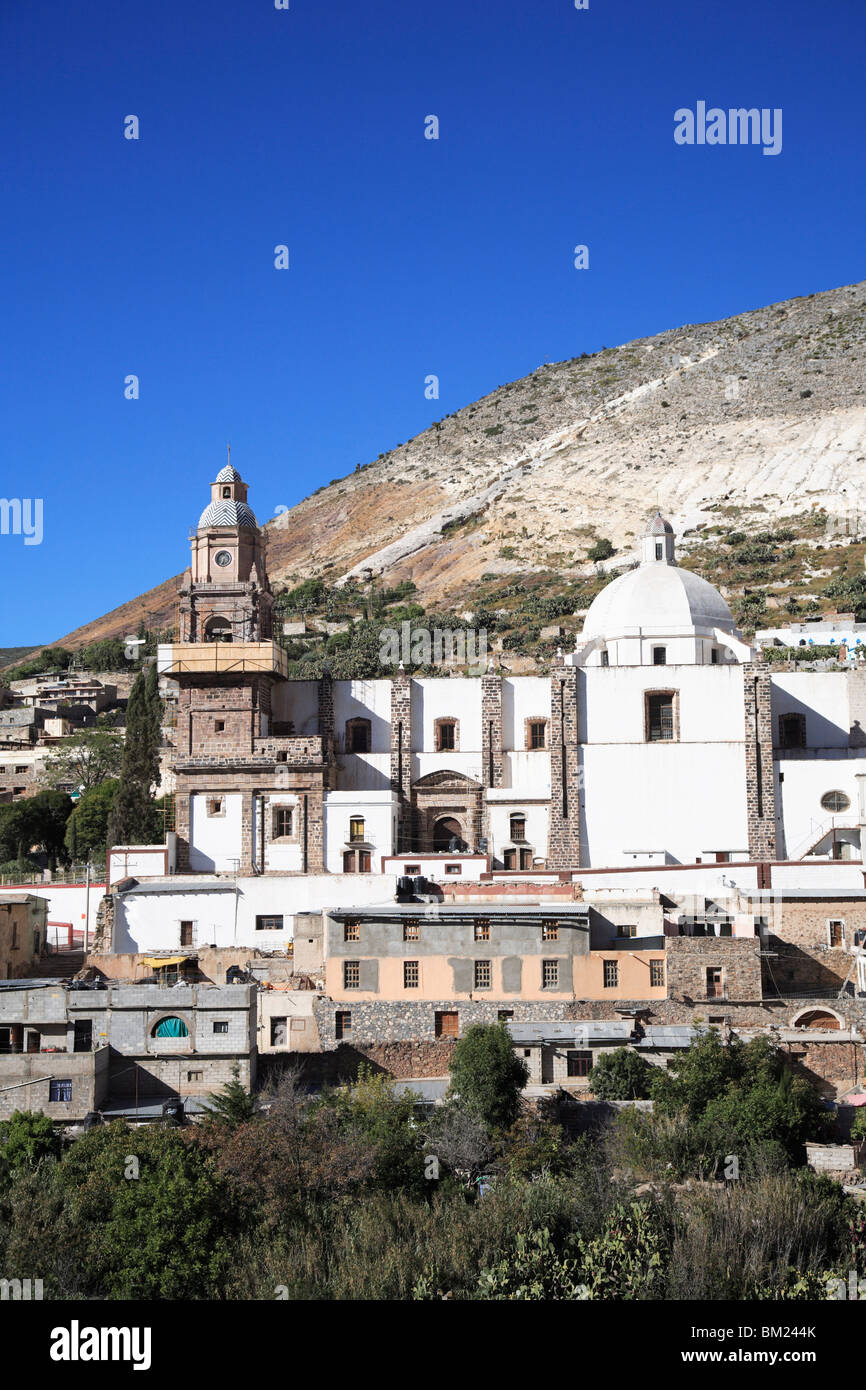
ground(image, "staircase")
xmin=39 ymin=951 xmax=86 ymax=980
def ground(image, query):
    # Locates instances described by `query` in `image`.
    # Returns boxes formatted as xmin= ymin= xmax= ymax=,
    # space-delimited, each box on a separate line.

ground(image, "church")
xmin=156 ymin=463 xmax=866 ymax=879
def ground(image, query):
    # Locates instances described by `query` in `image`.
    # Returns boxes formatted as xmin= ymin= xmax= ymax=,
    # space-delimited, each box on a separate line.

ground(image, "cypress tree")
xmin=107 ymin=667 xmax=162 ymax=847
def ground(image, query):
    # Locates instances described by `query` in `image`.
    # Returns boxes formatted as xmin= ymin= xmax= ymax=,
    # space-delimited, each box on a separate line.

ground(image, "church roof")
xmin=646 ymin=512 xmax=674 ymax=536
xmin=215 ymin=464 xmax=243 ymax=484
xmin=197 ymin=498 xmax=259 ymax=530
xmin=582 ymin=562 xmax=735 ymax=640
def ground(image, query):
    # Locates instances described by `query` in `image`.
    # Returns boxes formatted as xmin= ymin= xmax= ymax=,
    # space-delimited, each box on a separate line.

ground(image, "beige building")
xmin=0 ymin=895 xmax=48 ymax=979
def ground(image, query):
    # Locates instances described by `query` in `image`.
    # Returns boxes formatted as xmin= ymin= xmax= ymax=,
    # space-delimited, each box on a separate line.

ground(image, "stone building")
xmin=0 ymin=895 xmax=48 ymax=979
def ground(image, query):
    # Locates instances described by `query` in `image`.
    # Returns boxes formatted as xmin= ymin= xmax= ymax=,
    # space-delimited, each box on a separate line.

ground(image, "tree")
xmin=0 ymin=790 xmax=73 ymax=870
xmin=43 ymin=729 xmax=124 ymax=794
xmin=64 ymin=779 xmax=119 ymax=860
xmin=448 ymin=1023 xmax=528 ymax=1131
xmin=589 ymin=1047 xmax=655 ymax=1101
xmin=587 ymin=537 xmax=615 ymax=562
xmin=204 ymin=1065 xmax=258 ymax=1128
xmin=0 ymin=1110 xmax=62 ymax=1186
xmin=107 ymin=668 xmax=162 ymax=846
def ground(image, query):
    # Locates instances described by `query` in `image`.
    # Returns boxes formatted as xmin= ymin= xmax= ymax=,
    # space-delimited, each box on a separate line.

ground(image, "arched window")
xmin=510 ymin=813 xmax=527 ymax=842
xmin=345 ymin=717 xmax=371 ymax=753
xmin=205 ymin=616 xmax=233 ymax=643
xmin=152 ymin=1016 xmax=189 ymax=1038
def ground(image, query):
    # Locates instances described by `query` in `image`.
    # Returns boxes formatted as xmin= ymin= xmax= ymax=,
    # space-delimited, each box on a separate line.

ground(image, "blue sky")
xmin=1 ymin=0 xmax=864 ymax=645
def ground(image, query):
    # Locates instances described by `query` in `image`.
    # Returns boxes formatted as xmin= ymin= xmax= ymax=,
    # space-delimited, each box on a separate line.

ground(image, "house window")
xmin=349 ymin=817 xmax=366 ymax=842
xmin=474 ymin=960 xmax=491 ymax=990
xmin=346 ymin=718 xmax=371 ymax=753
xmin=503 ymin=849 xmax=517 ymax=869
xmin=828 ymin=920 xmax=845 ymax=948
xmin=779 ymin=713 xmax=806 ymax=748
xmin=435 ymin=1010 xmax=458 ymax=1039
xmin=498 ymin=1010 xmax=513 ymax=1023
xmin=404 ymin=960 xmax=419 ymax=989
xmin=541 ymin=920 xmax=559 ymax=941
xmin=600 ymin=650 xmax=610 ymax=667
xmin=214 ymin=719 xmax=225 ymax=732
xmin=527 ymin=720 xmax=548 ymax=750
xmin=207 ymin=797 xmax=225 ymax=817
xmin=180 ymin=920 xmax=194 ymax=947
xmin=187 ymin=1070 xmax=204 ymax=1082
xmin=652 ymin=647 xmax=667 ymax=666
xmin=650 ymin=960 xmax=665 ymax=988
xmin=256 ymin=914 xmax=284 ymax=931
xmin=646 ymin=692 xmax=675 ymax=741
xmin=510 ymin=814 xmax=527 ymax=841
xmin=616 ymin=924 xmax=637 ymax=938
xmin=435 ymin=719 xmax=457 ymax=752
xmin=270 ymin=1017 xmax=288 ymax=1047
xmin=49 ymin=1080 xmax=72 ymax=1103
xmin=343 ymin=961 xmax=360 ymax=989
xmin=706 ymin=967 xmax=724 ymax=999
xmin=152 ymin=1016 xmax=189 ymax=1038
xmin=542 ymin=959 xmax=559 ymax=989
xmin=403 ymin=864 xmax=421 ymax=875
xmin=520 ymin=848 xmax=534 ymax=869
xmin=444 ymin=863 xmax=460 ymax=874
xmin=654 ymin=541 xmax=663 ymax=560
xmin=403 ymin=919 xmax=420 ymax=942
xmin=343 ymin=850 xmax=355 ymax=873
xmin=344 ymin=920 xmax=361 ymax=942
xmin=359 ymin=850 xmax=371 ymax=872
xmin=710 ymin=647 xmax=720 ymax=664
xmin=567 ymin=1050 xmax=592 ymax=1077
xmin=821 ymin=790 xmax=850 ymax=813
xmin=343 ymin=849 xmax=372 ymax=872
xmin=273 ymin=807 xmax=293 ymax=838
xmin=335 ymin=1010 xmax=352 ymax=1040
xmin=603 ymin=960 xmax=618 ymax=989
xmin=213 ymin=1020 xmax=229 ymax=1034
xmin=474 ymin=919 xmax=490 ymax=941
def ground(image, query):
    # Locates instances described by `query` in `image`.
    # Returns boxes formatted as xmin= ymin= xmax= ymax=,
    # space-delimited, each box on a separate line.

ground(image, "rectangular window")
xmin=510 ymin=816 xmax=527 ymax=841
xmin=256 ymin=914 xmax=284 ymax=932
xmin=541 ymin=920 xmax=559 ymax=941
xmin=529 ymin=721 xmax=547 ymax=749
xmin=358 ymin=850 xmax=372 ymax=872
xmin=706 ymin=967 xmax=724 ymax=999
xmin=348 ymin=722 xmax=371 ymax=752
xmin=503 ymin=849 xmax=517 ymax=870
xmin=650 ymin=960 xmax=664 ymax=989
xmin=647 ymin=693 xmax=674 ymax=741
xmin=402 ymin=919 xmax=420 ymax=942
xmin=335 ymin=1010 xmax=352 ymax=1040
xmin=654 ymin=541 xmax=663 ymax=560
xmin=49 ymin=1080 xmax=72 ymax=1103
xmin=474 ymin=919 xmax=490 ymax=941
xmin=403 ymin=960 xmax=419 ymax=989
xmin=520 ymin=848 xmax=533 ymax=869
xmin=180 ymin=920 xmax=194 ymax=947
xmin=343 ymin=850 xmax=356 ymax=873
xmin=710 ymin=647 xmax=720 ymax=664
xmin=616 ymin=924 xmax=637 ymax=938
xmin=779 ymin=712 xmax=806 ymax=748
xmin=474 ymin=960 xmax=491 ymax=990
xmin=344 ymin=920 xmax=361 ymax=942
xmin=207 ymin=797 xmax=225 ymax=817
xmin=498 ymin=1009 xmax=513 ymax=1023
xmin=603 ymin=960 xmax=619 ymax=989
xmin=567 ymin=1050 xmax=592 ymax=1077
xmin=273 ymin=807 xmax=293 ymax=838
xmin=600 ymin=650 xmax=610 ymax=667
xmin=187 ymin=1070 xmax=204 ymax=1082
xmin=435 ymin=1010 xmax=458 ymax=1039
xmin=270 ymin=1017 xmax=288 ymax=1046
xmin=343 ymin=961 xmax=360 ymax=989
xmin=349 ymin=817 xmax=366 ymax=842
xmin=828 ymin=920 xmax=845 ymax=948
xmin=437 ymin=721 xmax=456 ymax=751
xmin=542 ymin=959 xmax=559 ymax=989
xmin=653 ymin=647 xmax=667 ymax=666
xmin=213 ymin=1020 xmax=229 ymax=1034
xmin=403 ymin=864 xmax=421 ymax=875
xmin=444 ymin=863 xmax=460 ymax=874
xmin=214 ymin=719 xmax=225 ymax=732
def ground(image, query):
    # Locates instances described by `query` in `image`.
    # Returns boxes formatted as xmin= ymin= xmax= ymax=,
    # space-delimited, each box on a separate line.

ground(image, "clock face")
xmin=214 ymin=549 xmax=233 ymax=568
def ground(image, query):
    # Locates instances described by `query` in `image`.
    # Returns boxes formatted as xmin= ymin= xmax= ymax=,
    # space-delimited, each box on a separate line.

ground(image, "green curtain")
xmin=155 ymin=1016 xmax=188 ymax=1038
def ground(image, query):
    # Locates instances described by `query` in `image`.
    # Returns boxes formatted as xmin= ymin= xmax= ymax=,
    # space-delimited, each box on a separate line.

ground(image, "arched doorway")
xmin=792 ymin=1008 xmax=842 ymax=1031
xmin=433 ymin=817 xmax=466 ymax=853
xmin=205 ymin=616 xmax=233 ymax=643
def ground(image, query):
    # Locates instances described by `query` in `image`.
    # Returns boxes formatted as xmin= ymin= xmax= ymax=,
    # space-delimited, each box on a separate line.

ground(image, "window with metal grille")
xmin=474 ymin=919 xmax=490 ymax=941
xmin=567 ymin=1050 xmax=592 ymax=1077
xmin=213 ymin=1020 xmax=229 ymax=1034
xmin=510 ymin=814 xmax=527 ymax=841
xmin=600 ymin=649 xmax=610 ymax=667
xmin=541 ymin=920 xmax=559 ymax=941
xmin=542 ymin=959 xmax=559 ymax=988
xmin=344 ymin=920 xmax=361 ymax=942
xmin=273 ymin=807 xmax=293 ymax=837
xmin=474 ymin=960 xmax=491 ymax=989
xmin=343 ymin=961 xmax=360 ymax=989
xmin=653 ymin=646 xmax=667 ymax=666
xmin=403 ymin=919 xmax=420 ymax=942
xmin=650 ymin=960 xmax=664 ymax=988
xmin=647 ymin=693 xmax=674 ymax=741
xmin=779 ymin=713 xmax=806 ymax=748
xmin=403 ymin=960 xmax=419 ymax=989
xmin=603 ymin=960 xmax=618 ymax=989
xmin=821 ymin=790 xmax=850 ymax=813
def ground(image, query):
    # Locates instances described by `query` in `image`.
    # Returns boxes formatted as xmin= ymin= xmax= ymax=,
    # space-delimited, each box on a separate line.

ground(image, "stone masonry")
xmin=743 ymin=664 xmax=778 ymax=861
xmin=548 ymin=664 xmax=581 ymax=867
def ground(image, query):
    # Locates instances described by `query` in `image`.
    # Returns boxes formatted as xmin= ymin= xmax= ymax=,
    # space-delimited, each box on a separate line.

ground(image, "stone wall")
xmin=743 ymin=665 xmax=777 ymax=860
xmin=548 ymin=665 xmax=581 ymax=867
xmin=390 ymin=673 xmax=413 ymax=850
xmin=665 ymin=934 xmax=763 ymax=1002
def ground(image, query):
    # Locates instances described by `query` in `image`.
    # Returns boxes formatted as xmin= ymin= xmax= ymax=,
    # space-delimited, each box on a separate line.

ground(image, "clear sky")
xmin=1 ymin=0 xmax=864 ymax=645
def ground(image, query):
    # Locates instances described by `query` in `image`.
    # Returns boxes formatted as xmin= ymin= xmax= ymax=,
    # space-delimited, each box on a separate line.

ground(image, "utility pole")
xmin=83 ymin=859 xmax=91 ymax=954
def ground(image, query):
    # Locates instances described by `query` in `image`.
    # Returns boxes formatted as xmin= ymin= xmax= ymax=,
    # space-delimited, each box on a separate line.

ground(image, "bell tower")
xmin=179 ymin=461 xmax=273 ymax=643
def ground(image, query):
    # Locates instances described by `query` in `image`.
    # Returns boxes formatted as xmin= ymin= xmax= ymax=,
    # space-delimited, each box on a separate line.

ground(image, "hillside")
xmin=25 ymin=278 xmax=866 ymax=663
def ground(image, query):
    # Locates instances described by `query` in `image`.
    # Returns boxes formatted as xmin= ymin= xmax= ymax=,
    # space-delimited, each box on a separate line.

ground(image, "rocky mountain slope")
xmin=33 ymin=278 xmax=866 ymax=657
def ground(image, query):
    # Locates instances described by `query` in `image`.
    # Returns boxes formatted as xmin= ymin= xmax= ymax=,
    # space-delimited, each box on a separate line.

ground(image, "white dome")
xmin=582 ymin=563 xmax=736 ymax=641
